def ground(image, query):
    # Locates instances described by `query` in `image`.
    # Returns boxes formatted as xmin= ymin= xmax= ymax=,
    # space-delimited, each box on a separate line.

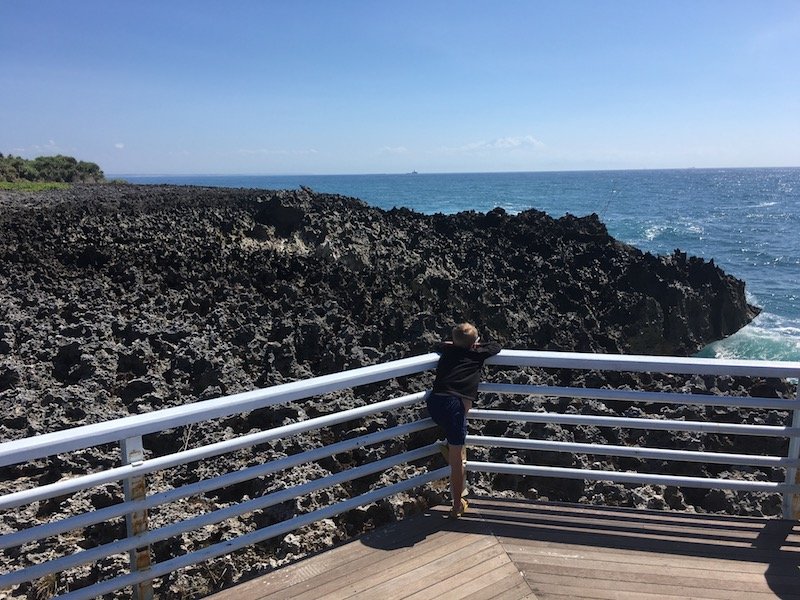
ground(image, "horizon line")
xmin=108 ymin=165 xmax=800 ymax=178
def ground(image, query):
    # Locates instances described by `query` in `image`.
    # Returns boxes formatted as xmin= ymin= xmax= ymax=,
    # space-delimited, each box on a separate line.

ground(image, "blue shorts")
xmin=426 ymin=393 xmax=467 ymax=446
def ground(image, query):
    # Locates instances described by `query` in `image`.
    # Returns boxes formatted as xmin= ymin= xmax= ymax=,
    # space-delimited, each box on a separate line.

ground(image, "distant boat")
xmin=407 ymin=170 xmax=418 ymax=175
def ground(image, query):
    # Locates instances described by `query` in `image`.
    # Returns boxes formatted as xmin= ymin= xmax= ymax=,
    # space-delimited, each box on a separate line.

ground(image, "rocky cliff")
xmin=0 ymin=184 xmax=776 ymax=597
xmin=0 ymin=184 xmax=758 ymax=424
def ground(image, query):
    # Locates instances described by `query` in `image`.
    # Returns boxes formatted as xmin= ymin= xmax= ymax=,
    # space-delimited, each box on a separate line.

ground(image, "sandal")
xmin=449 ymin=498 xmax=469 ymax=519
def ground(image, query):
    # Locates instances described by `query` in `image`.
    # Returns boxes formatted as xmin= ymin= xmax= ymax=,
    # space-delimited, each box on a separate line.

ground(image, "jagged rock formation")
xmin=0 ymin=185 xmax=758 ymax=426
xmin=0 ymin=184 xmax=778 ymax=598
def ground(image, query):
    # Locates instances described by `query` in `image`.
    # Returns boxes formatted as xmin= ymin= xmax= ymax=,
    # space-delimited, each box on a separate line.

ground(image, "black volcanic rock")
xmin=0 ymin=185 xmax=758 ymax=417
xmin=0 ymin=184 xmax=769 ymax=598
xmin=0 ymin=182 xmax=761 ymax=442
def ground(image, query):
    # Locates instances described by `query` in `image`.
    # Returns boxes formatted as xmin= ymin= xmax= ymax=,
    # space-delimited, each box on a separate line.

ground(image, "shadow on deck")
xmin=207 ymin=496 xmax=800 ymax=600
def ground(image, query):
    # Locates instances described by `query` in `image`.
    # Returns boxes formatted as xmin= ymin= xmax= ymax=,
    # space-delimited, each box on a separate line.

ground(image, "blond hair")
xmin=452 ymin=322 xmax=479 ymax=348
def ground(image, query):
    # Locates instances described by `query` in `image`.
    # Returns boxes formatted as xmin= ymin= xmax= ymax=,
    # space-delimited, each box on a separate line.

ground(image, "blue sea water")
xmin=119 ymin=169 xmax=800 ymax=363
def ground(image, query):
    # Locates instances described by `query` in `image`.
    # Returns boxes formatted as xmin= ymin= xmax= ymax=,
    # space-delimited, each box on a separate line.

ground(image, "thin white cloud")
xmin=237 ymin=148 xmax=319 ymax=156
xmin=115 ymin=143 xmax=125 ymax=149
xmin=379 ymin=145 xmax=409 ymax=155
xmin=36 ymin=140 xmax=61 ymax=152
xmin=491 ymin=135 xmax=545 ymax=149
xmin=440 ymin=135 xmax=545 ymax=154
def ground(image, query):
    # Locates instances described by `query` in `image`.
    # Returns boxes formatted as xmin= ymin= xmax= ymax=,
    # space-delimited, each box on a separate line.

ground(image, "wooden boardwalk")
xmin=207 ymin=496 xmax=800 ymax=600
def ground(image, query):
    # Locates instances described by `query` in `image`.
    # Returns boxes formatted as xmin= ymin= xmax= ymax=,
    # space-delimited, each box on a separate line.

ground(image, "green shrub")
xmin=0 ymin=153 xmax=104 ymax=184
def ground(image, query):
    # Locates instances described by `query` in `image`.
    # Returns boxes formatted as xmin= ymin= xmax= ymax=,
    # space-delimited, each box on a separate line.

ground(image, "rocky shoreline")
xmin=0 ymin=184 xmax=790 ymax=598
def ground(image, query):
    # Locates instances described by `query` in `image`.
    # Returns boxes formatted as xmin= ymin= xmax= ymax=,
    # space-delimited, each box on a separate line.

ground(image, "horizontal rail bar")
xmin=2 ymin=348 xmax=798 ymax=597
xmin=6 ymin=350 xmax=798 ymax=469
xmin=0 ymin=419 xmax=436 ymax=551
xmin=0 ymin=353 xmax=441 ymax=467
xmin=0 ymin=445 xmax=441 ymax=588
xmin=479 ymin=383 xmax=800 ymax=410
xmin=0 ymin=392 xmax=428 ymax=511
xmin=466 ymin=435 xmax=800 ymax=468
xmin=469 ymin=461 xmax=799 ymax=493
xmin=486 ymin=350 xmax=800 ymax=378
xmin=55 ymin=467 xmax=450 ymax=600
xmin=468 ymin=409 xmax=800 ymax=437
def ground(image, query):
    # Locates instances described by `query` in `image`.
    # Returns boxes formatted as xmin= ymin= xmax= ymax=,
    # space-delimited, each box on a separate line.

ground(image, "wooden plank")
xmin=384 ymin=543 xmax=511 ymax=600
xmin=206 ymin=514 xmax=448 ymax=598
xmin=522 ymin=572 xmax=799 ymax=600
xmin=457 ymin=564 xmax=534 ymax=600
xmin=471 ymin=498 xmax=776 ymax=529
xmin=207 ymin=498 xmax=800 ymax=600
xmin=282 ymin=531 xmax=490 ymax=599
xmin=498 ymin=539 xmax=797 ymax=575
xmin=474 ymin=505 xmax=771 ymax=545
xmin=266 ymin=530 xmax=481 ymax=600
xmin=337 ymin=536 xmax=499 ymax=599
xmin=484 ymin=580 xmax=539 ymax=600
xmin=529 ymin=581 xmax=800 ymax=600
xmin=401 ymin=549 xmax=514 ymax=600
xmin=507 ymin=549 xmax=800 ymax=588
xmin=470 ymin=497 xmax=796 ymax=529
xmin=218 ymin=530 xmax=458 ymax=599
xmin=480 ymin=517 xmax=798 ymax=563
xmin=514 ymin=560 xmax=797 ymax=596
xmin=535 ymin=593 xmax=688 ymax=600
xmin=471 ymin=498 xmax=800 ymax=545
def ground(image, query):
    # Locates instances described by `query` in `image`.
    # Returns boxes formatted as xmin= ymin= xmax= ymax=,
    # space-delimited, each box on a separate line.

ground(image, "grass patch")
xmin=0 ymin=181 xmax=71 ymax=191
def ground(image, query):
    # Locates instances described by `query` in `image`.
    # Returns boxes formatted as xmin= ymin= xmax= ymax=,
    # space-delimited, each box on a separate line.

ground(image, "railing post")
xmin=783 ymin=380 xmax=800 ymax=520
xmin=121 ymin=436 xmax=154 ymax=600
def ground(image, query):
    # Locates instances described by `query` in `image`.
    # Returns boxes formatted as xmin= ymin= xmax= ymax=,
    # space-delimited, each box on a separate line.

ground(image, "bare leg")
xmin=449 ymin=444 xmax=465 ymax=510
xmin=450 ymin=398 xmax=471 ymax=509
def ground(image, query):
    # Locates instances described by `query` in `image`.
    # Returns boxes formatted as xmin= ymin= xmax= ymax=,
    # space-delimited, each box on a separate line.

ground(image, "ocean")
xmin=119 ymin=168 xmax=800 ymax=363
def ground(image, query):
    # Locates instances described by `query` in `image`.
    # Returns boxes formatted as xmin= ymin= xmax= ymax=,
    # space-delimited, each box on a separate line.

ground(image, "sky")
xmin=2 ymin=1 xmax=799 ymax=175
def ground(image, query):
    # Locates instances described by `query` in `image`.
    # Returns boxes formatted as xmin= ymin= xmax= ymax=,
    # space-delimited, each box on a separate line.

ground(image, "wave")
xmin=643 ymin=224 xmax=665 ymax=241
xmin=641 ymin=220 xmax=704 ymax=243
xmin=695 ymin=312 xmax=800 ymax=363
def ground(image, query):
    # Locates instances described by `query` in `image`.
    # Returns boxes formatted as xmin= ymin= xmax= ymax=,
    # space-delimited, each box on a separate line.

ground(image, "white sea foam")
xmin=642 ymin=217 xmax=704 ymax=243
xmin=643 ymin=224 xmax=665 ymax=241
xmin=698 ymin=312 xmax=800 ymax=362
xmin=750 ymin=312 xmax=800 ymax=338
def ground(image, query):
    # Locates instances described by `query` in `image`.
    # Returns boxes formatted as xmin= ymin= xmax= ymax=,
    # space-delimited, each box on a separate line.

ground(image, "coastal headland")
xmin=0 ymin=184 xmax=790 ymax=597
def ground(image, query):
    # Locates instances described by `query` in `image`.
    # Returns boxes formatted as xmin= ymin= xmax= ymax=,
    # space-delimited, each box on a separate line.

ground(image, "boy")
xmin=427 ymin=323 xmax=501 ymax=518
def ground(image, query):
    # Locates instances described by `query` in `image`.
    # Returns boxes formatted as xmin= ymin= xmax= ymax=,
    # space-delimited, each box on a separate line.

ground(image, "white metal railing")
xmin=1 ymin=350 xmax=799 ymax=599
